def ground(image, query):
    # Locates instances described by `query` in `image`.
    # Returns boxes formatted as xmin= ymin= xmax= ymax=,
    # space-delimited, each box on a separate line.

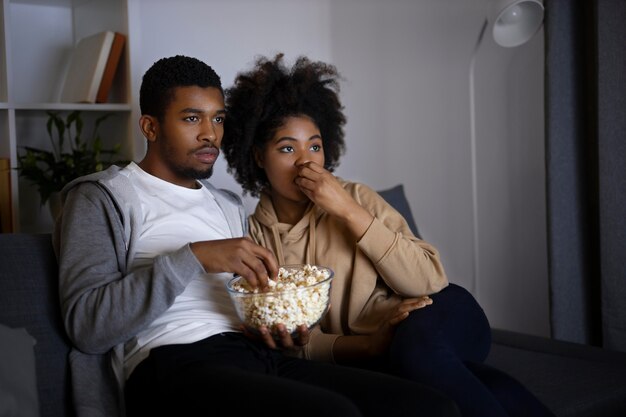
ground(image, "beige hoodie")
xmin=249 ymin=180 xmax=448 ymax=362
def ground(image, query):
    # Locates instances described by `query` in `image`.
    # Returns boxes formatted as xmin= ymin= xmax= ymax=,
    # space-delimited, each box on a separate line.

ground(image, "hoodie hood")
xmin=252 ymin=192 xmax=325 ymax=266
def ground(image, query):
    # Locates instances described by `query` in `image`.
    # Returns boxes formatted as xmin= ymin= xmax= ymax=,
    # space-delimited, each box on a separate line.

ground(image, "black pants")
xmin=125 ymin=332 xmax=460 ymax=417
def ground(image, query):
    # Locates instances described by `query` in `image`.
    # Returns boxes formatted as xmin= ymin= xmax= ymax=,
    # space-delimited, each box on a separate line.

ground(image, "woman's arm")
xmin=351 ymin=182 xmax=448 ymax=296
xmin=295 ymin=163 xmax=447 ymax=296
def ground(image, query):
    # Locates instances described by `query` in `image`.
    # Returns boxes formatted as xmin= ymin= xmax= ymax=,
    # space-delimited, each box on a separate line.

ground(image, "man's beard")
xmin=161 ymin=140 xmax=215 ymax=180
xmin=177 ymin=164 xmax=213 ymax=180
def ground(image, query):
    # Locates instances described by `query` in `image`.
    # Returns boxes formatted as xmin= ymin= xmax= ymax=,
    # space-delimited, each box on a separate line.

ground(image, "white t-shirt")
xmin=121 ymin=162 xmax=241 ymax=379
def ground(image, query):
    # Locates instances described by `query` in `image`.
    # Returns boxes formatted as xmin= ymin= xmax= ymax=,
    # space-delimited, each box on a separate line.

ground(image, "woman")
xmin=222 ymin=53 xmax=554 ymax=417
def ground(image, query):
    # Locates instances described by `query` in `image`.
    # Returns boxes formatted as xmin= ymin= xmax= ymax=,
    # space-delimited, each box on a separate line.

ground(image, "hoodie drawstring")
xmin=268 ymin=212 xmax=317 ymax=267
xmin=308 ymin=214 xmax=316 ymax=265
xmin=270 ymin=224 xmax=285 ymax=265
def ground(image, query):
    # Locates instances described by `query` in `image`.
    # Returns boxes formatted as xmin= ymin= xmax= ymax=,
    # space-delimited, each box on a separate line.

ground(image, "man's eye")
xmin=214 ymin=116 xmax=225 ymax=124
xmin=185 ymin=116 xmax=199 ymax=122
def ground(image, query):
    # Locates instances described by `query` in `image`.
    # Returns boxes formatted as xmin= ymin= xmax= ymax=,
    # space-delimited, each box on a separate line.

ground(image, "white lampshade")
xmin=492 ymin=0 xmax=544 ymax=47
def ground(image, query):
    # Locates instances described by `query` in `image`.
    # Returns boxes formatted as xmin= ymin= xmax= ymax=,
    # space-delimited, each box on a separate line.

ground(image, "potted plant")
xmin=16 ymin=110 xmax=127 ymax=216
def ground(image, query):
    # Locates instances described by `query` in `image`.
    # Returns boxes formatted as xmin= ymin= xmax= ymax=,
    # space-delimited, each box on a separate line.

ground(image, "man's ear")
xmin=139 ymin=115 xmax=158 ymax=142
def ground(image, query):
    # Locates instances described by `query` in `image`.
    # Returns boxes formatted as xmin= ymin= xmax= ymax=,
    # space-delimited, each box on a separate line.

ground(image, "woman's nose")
xmin=295 ymin=154 xmax=312 ymax=167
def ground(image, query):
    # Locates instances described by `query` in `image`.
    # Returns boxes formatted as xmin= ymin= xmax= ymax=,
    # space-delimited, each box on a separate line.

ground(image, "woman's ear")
xmin=139 ymin=115 xmax=158 ymax=142
xmin=254 ymin=148 xmax=264 ymax=168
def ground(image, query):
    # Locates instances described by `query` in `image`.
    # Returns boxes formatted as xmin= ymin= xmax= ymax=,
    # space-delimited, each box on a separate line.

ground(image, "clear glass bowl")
xmin=226 ymin=264 xmax=333 ymax=336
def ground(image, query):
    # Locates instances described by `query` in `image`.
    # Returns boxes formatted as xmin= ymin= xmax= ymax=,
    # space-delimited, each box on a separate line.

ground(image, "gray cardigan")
xmin=53 ymin=165 xmax=247 ymax=417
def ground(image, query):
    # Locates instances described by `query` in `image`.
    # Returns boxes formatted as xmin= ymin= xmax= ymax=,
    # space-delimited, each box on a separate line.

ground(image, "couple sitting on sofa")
xmin=54 ymin=53 xmax=554 ymax=417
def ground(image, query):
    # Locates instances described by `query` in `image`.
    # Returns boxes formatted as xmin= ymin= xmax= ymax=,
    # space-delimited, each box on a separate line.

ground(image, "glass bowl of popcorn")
xmin=226 ymin=264 xmax=333 ymax=336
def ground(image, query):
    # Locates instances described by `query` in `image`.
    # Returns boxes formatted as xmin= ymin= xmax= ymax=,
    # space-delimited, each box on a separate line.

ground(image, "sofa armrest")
xmin=488 ymin=329 xmax=626 ymax=417
xmin=0 ymin=233 xmax=73 ymax=417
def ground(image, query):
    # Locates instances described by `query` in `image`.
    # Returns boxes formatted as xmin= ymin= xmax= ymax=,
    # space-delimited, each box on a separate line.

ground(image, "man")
xmin=54 ymin=55 xmax=460 ymax=417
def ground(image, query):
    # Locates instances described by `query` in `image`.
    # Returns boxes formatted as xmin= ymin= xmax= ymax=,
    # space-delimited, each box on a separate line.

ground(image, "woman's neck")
xmin=270 ymin=194 xmax=311 ymax=225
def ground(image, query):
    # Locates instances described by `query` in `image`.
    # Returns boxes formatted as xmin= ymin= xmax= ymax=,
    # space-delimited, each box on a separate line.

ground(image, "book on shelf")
xmin=60 ymin=31 xmax=126 ymax=104
xmin=96 ymin=32 xmax=126 ymax=103
xmin=0 ymin=158 xmax=12 ymax=233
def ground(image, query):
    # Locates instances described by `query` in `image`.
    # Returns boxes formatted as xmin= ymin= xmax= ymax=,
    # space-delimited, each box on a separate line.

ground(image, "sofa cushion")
xmin=488 ymin=329 xmax=626 ymax=417
xmin=0 ymin=233 xmax=73 ymax=417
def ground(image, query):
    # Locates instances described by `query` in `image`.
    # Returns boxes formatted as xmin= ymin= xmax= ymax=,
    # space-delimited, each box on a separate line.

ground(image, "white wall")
xmin=127 ymin=0 xmax=550 ymax=337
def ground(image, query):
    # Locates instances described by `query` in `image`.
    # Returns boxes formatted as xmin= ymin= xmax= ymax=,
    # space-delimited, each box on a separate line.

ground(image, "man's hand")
xmin=190 ymin=237 xmax=278 ymax=290
xmin=242 ymin=323 xmax=310 ymax=352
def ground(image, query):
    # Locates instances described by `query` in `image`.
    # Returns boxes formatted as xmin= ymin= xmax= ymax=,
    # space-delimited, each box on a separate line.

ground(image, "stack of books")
xmin=60 ymin=31 xmax=126 ymax=104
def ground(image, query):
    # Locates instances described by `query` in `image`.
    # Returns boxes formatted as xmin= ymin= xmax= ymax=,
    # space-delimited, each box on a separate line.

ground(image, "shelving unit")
xmin=0 ymin=0 xmax=131 ymax=233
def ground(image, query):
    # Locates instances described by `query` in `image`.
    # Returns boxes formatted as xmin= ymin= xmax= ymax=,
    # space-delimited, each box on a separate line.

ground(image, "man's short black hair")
xmin=222 ymin=53 xmax=346 ymax=197
xmin=139 ymin=55 xmax=223 ymax=121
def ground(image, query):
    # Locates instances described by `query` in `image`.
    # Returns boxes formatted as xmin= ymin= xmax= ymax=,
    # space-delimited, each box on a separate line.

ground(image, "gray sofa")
xmin=1 ymin=184 xmax=626 ymax=417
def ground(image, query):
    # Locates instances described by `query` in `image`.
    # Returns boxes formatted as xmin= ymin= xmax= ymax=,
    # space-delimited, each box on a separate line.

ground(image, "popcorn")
xmin=227 ymin=264 xmax=333 ymax=334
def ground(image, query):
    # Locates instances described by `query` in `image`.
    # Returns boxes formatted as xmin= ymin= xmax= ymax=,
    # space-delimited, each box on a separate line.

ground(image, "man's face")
xmin=148 ymin=86 xmax=225 ymax=188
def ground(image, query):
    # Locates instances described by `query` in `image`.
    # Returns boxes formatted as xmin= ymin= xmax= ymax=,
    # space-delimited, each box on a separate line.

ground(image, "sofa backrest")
xmin=0 ymin=233 xmax=73 ymax=417
xmin=377 ymin=184 xmax=421 ymax=238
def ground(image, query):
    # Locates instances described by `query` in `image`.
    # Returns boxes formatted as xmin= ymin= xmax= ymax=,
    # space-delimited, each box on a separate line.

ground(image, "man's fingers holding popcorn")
xmin=237 ymin=239 xmax=279 ymax=289
xmin=190 ymin=237 xmax=278 ymax=290
xmin=275 ymin=324 xmax=295 ymax=348
xmin=293 ymin=324 xmax=310 ymax=346
xmin=254 ymin=324 xmax=309 ymax=351
xmin=275 ymin=324 xmax=309 ymax=349
xmin=258 ymin=325 xmax=278 ymax=349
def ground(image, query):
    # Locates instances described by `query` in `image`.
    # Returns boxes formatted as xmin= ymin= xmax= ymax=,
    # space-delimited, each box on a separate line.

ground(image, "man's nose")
xmin=199 ymin=120 xmax=218 ymax=144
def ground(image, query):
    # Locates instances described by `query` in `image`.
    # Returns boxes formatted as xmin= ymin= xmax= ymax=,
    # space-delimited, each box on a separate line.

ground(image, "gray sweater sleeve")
xmin=56 ymin=182 xmax=203 ymax=354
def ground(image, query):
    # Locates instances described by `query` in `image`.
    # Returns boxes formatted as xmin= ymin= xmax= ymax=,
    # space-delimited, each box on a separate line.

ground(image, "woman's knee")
xmin=391 ymin=284 xmax=492 ymax=363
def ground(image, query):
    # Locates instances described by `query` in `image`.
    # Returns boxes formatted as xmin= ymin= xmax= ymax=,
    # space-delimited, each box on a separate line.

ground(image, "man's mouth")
xmin=194 ymin=147 xmax=219 ymax=164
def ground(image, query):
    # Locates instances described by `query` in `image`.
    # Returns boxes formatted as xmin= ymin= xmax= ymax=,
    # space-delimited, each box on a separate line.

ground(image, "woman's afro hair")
xmin=222 ymin=53 xmax=346 ymax=197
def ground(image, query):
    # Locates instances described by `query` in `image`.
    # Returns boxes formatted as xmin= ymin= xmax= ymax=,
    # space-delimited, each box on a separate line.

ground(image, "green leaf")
xmin=15 ymin=110 xmax=126 ymax=204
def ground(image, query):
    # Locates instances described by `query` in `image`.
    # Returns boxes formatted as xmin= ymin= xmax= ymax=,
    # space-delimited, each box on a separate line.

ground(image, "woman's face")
xmin=258 ymin=115 xmax=325 ymax=204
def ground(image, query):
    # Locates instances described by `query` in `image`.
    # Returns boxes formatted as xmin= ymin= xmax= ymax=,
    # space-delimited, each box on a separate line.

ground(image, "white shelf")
xmin=11 ymin=0 xmax=72 ymax=5
xmin=11 ymin=103 xmax=131 ymax=111
xmin=0 ymin=0 xmax=131 ymax=233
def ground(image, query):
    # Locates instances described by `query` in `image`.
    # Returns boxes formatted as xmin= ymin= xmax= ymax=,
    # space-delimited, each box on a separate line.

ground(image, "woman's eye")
xmin=279 ymin=146 xmax=294 ymax=153
xmin=311 ymin=144 xmax=322 ymax=152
